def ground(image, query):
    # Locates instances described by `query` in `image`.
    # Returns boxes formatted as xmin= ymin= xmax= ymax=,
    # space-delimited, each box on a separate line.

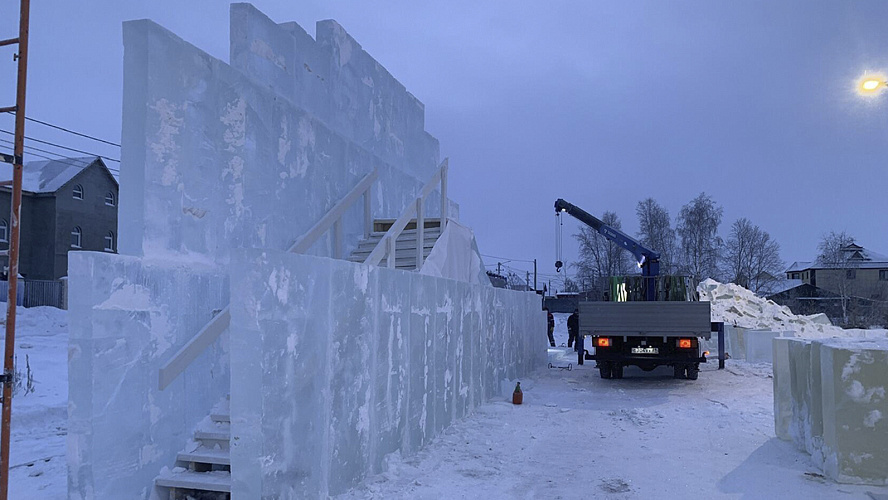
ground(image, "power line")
xmin=0 ymin=144 xmax=120 ymax=174
xmin=2 ymin=111 xmax=120 ymax=148
xmin=0 ymin=138 xmax=121 ymax=172
xmin=480 ymin=253 xmax=536 ymax=264
xmin=0 ymin=129 xmax=119 ymax=163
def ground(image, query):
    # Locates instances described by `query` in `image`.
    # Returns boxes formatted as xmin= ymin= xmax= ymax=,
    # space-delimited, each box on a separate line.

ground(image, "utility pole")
xmin=0 ymin=1 xmax=30 ymax=497
xmin=533 ymin=259 xmax=537 ymax=292
xmin=497 ymin=262 xmax=502 ymax=275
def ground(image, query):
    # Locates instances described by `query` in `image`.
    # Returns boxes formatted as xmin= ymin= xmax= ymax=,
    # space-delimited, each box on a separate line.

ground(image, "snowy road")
xmin=338 ymin=315 xmax=888 ymax=500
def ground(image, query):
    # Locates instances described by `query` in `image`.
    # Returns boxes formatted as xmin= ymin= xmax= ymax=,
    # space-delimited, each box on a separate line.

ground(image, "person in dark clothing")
xmin=567 ymin=309 xmax=579 ymax=350
xmin=545 ymin=308 xmax=555 ymax=347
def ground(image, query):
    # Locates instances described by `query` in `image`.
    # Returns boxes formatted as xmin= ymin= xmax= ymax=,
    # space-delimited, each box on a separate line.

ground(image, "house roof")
xmin=786 ymin=245 xmax=888 ymax=272
xmin=769 ymin=278 xmax=803 ymax=295
xmin=0 ymin=156 xmax=116 ymax=194
xmin=786 ymin=261 xmax=813 ymax=273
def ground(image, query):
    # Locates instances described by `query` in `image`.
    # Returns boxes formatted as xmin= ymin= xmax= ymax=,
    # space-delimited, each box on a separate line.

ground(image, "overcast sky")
xmin=2 ymin=1 xmax=887 ymax=289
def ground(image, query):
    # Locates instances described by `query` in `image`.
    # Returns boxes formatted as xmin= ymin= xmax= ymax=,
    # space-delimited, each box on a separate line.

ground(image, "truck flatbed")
xmin=579 ymin=301 xmax=712 ymax=339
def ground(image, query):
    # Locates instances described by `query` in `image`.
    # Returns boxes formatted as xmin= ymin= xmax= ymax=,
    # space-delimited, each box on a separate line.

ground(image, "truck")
xmin=554 ymin=199 xmax=722 ymax=380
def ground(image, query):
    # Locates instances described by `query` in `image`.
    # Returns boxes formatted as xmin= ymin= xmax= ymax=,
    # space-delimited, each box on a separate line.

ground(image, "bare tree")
xmin=676 ymin=193 xmax=723 ymax=285
xmin=573 ymin=211 xmax=633 ymax=291
xmin=724 ymin=218 xmax=785 ymax=294
xmin=635 ymin=197 xmax=676 ymax=273
xmin=562 ymin=277 xmax=579 ymax=292
xmin=817 ymin=231 xmax=857 ymax=325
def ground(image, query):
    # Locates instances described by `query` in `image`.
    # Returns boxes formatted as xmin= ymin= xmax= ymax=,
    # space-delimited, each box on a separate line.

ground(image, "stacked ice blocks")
xmin=774 ymin=337 xmax=888 ymax=484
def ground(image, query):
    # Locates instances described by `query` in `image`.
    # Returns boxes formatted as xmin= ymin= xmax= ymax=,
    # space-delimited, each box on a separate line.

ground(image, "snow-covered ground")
xmin=337 ymin=314 xmax=888 ymax=499
xmin=3 ymin=306 xmax=68 ymax=499
xmin=6 ymin=308 xmax=888 ymax=498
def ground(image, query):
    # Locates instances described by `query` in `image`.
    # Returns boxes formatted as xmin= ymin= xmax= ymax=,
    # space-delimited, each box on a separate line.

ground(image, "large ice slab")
xmin=228 ymin=249 xmax=546 ymax=497
xmin=819 ymin=338 xmax=888 ymax=484
xmin=229 ymin=3 xmax=440 ymax=182
xmin=773 ymin=337 xmax=794 ymax=441
xmin=67 ymin=251 xmax=229 ymax=499
xmin=120 ymin=18 xmax=449 ymax=262
xmin=776 ymin=336 xmax=888 ymax=484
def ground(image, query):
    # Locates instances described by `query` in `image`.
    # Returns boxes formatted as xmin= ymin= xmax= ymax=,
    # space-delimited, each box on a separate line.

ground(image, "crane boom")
xmin=554 ymin=198 xmax=660 ymax=278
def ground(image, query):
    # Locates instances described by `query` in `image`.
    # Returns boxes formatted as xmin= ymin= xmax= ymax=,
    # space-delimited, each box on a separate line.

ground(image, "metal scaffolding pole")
xmin=0 ymin=0 xmax=30 ymax=497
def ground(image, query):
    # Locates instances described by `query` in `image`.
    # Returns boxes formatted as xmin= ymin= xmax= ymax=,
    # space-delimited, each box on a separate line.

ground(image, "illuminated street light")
xmin=857 ymin=73 xmax=887 ymax=95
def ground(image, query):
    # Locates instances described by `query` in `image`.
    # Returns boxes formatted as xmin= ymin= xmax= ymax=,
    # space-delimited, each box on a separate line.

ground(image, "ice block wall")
xmin=229 ymin=3 xmax=440 ymax=183
xmin=774 ymin=337 xmax=888 ymax=484
xmin=119 ymin=17 xmax=450 ymax=263
xmin=228 ymin=249 xmax=546 ymax=498
xmin=67 ymin=251 xmax=230 ymax=499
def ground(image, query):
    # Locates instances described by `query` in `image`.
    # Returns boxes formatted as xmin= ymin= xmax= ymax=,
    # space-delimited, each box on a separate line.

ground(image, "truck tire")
xmin=599 ymin=363 xmax=612 ymax=379
xmin=686 ymin=364 xmax=699 ymax=380
xmin=673 ymin=364 xmax=685 ymax=379
xmin=612 ymin=363 xmax=624 ymax=379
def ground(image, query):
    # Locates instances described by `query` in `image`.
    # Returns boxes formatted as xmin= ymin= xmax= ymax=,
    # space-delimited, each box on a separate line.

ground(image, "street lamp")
xmin=857 ymin=73 xmax=887 ymax=96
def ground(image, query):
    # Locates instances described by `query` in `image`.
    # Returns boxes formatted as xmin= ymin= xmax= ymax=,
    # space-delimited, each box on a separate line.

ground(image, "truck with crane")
xmin=554 ymin=199 xmax=721 ymax=380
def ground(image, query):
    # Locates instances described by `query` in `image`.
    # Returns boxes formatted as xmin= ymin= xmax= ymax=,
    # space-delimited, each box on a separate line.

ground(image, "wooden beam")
xmin=158 ymin=307 xmax=230 ymax=391
xmin=288 ymin=169 xmax=378 ymax=254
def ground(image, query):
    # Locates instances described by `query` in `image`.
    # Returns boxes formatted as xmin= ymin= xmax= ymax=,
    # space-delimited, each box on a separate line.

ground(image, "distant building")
xmin=773 ymin=243 xmax=888 ymax=327
xmin=0 ymin=157 xmax=118 ymax=280
xmin=785 ymin=243 xmax=888 ymax=300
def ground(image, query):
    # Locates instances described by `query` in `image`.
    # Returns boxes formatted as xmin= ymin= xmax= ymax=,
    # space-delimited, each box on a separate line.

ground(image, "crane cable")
xmin=555 ymin=212 xmax=563 ymax=272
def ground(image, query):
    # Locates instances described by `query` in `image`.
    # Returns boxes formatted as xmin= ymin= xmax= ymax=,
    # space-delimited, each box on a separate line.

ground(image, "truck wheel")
xmin=686 ymin=364 xmax=699 ymax=380
xmin=612 ymin=363 xmax=624 ymax=379
xmin=599 ymin=363 xmax=612 ymax=379
xmin=673 ymin=364 xmax=685 ymax=379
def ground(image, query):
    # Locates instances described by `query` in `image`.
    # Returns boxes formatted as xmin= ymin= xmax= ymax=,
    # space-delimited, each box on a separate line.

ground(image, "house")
xmin=773 ymin=243 xmax=888 ymax=327
xmin=784 ymin=243 xmax=888 ymax=300
xmin=0 ymin=156 xmax=118 ymax=280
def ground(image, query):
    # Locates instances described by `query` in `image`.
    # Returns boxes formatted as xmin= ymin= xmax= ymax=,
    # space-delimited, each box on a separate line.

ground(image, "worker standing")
xmin=545 ymin=308 xmax=555 ymax=347
xmin=567 ymin=308 xmax=579 ymax=350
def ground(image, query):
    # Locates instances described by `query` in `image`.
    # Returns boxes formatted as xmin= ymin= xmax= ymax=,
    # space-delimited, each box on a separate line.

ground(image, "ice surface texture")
xmin=774 ymin=336 xmax=888 ymax=484
xmin=67 ymin=252 xmax=230 ymax=499
xmin=119 ymin=12 xmax=453 ymax=263
xmin=69 ymin=5 xmax=535 ymax=499
xmin=229 ymin=250 xmax=546 ymax=498
xmin=229 ymin=3 xmax=440 ymax=183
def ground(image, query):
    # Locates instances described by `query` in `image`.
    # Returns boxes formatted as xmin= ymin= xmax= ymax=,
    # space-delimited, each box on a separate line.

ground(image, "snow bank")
xmin=697 ymin=279 xmax=887 ymax=339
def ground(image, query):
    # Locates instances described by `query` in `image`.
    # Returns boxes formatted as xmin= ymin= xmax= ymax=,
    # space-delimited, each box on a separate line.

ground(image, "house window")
xmin=73 ymin=184 xmax=84 ymax=200
xmin=846 ymin=269 xmax=856 ymax=280
xmin=104 ymin=231 xmax=115 ymax=252
xmin=880 ymin=270 xmax=888 ymax=281
xmin=105 ymin=191 xmax=115 ymax=207
xmin=0 ymin=220 xmax=7 ymax=243
xmin=791 ymin=273 xmax=800 ymax=280
xmin=71 ymin=226 xmax=82 ymax=248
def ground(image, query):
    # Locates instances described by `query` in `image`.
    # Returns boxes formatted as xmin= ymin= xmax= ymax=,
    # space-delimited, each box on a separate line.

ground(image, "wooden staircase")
xmin=155 ymin=398 xmax=231 ymax=499
xmin=348 ymin=218 xmax=444 ymax=270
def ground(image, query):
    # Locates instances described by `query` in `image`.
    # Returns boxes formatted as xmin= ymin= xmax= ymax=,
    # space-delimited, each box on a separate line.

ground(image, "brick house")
xmin=0 ymin=156 xmax=118 ymax=280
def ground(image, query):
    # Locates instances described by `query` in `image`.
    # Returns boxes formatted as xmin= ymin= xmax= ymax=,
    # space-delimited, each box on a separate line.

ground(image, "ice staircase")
xmin=347 ymin=218 xmax=444 ymax=270
xmin=154 ymin=398 xmax=231 ymax=500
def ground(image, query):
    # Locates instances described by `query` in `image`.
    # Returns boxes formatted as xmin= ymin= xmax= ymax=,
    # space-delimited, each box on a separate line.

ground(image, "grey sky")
xmin=2 ymin=1 xmax=887 ymax=288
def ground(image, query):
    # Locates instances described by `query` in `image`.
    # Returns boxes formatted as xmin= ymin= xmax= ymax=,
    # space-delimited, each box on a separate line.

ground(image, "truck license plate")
xmin=631 ymin=347 xmax=658 ymax=354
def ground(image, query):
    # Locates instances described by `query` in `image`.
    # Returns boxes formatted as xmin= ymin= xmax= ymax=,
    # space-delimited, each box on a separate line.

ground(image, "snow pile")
xmin=697 ymin=279 xmax=888 ymax=339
